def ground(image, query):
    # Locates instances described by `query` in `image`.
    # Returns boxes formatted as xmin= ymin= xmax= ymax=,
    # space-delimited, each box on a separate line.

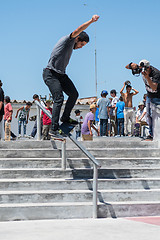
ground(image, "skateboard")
xmin=5 ymin=121 xmax=11 ymax=141
xmin=51 ymin=123 xmax=75 ymax=141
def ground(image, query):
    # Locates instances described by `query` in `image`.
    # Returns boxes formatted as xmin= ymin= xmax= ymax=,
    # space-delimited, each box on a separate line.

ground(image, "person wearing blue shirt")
xmin=97 ymin=90 xmax=110 ymax=136
xmin=115 ymin=96 xmax=125 ymax=136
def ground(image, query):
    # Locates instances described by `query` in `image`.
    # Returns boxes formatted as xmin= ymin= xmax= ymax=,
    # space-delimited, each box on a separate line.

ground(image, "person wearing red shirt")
xmin=41 ymin=100 xmax=52 ymax=140
xmin=4 ymin=96 xmax=16 ymax=139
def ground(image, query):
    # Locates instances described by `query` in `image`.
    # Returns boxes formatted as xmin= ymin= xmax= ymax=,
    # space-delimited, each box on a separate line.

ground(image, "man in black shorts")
xmin=43 ymin=15 xmax=99 ymax=137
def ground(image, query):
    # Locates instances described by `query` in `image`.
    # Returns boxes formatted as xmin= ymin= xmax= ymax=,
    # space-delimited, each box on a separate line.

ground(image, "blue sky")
xmin=0 ymin=0 xmax=160 ymax=108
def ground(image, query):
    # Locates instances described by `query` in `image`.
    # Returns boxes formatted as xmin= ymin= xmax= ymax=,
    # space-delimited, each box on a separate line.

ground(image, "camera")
xmin=130 ymin=62 xmax=148 ymax=77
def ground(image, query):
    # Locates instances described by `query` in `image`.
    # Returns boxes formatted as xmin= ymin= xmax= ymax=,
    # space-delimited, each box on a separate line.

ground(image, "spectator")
xmin=29 ymin=94 xmax=45 ymax=138
xmin=41 ymin=100 xmax=52 ymax=140
xmin=15 ymin=102 xmax=32 ymax=138
xmin=135 ymin=102 xmax=147 ymax=136
xmin=74 ymin=109 xmax=83 ymax=139
xmin=97 ymin=90 xmax=110 ymax=136
xmin=109 ymin=89 xmax=119 ymax=136
xmin=81 ymin=104 xmax=99 ymax=141
xmin=0 ymin=80 xmax=4 ymax=140
xmin=120 ymin=82 xmax=139 ymax=136
xmin=4 ymin=96 xmax=16 ymax=140
xmin=143 ymin=93 xmax=147 ymax=107
xmin=115 ymin=96 xmax=125 ymax=137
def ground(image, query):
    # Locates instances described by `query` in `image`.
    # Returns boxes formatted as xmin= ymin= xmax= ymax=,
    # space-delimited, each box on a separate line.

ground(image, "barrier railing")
xmin=35 ymin=100 xmax=101 ymax=218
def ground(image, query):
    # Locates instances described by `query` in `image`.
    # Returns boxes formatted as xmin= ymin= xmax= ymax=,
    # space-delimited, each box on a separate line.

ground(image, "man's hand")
xmin=71 ymin=14 xmax=100 ymax=39
xmin=125 ymin=63 xmax=137 ymax=70
xmin=90 ymin=130 xmax=93 ymax=136
xmin=142 ymin=68 xmax=150 ymax=79
xmin=91 ymin=15 xmax=100 ymax=22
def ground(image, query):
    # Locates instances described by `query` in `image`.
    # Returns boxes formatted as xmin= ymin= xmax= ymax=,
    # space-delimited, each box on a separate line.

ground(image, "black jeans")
xmin=117 ymin=118 xmax=124 ymax=136
xmin=43 ymin=68 xmax=79 ymax=130
xmin=100 ymin=119 xmax=108 ymax=136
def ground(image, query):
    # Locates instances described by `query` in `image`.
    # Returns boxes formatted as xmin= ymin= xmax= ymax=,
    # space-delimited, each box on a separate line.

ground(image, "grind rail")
xmin=35 ymin=100 xmax=101 ymax=218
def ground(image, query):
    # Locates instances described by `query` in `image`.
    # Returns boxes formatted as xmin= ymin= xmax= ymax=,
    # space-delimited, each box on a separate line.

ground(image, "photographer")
xmin=126 ymin=59 xmax=160 ymax=140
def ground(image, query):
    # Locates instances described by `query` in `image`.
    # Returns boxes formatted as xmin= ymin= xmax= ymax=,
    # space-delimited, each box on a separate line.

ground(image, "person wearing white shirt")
xmin=135 ymin=102 xmax=147 ymax=136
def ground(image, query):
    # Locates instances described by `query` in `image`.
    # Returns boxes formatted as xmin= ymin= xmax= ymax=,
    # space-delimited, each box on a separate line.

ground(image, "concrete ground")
xmin=0 ymin=217 xmax=160 ymax=240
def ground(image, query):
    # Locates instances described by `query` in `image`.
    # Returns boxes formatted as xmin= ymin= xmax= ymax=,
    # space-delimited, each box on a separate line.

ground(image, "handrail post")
xmin=36 ymin=104 xmax=41 ymax=140
xmin=93 ymin=164 xmax=98 ymax=218
xmin=62 ymin=139 xmax=66 ymax=170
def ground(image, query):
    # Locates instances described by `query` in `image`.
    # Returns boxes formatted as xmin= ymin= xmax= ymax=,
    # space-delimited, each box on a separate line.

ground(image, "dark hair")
xmin=26 ymin=101 xmax=32 ymax=106
xmin=33 ymin=94 xmax=39 ymax=99
xmin=126 ymin=85 xmax=132 ymax=89
xmin=143 ymin=94 xmax=147 ymax=99
xmin=78 ymin=31 xmax=89 ymax=43
xmin=101 ymin=93 xmax=107 ymax=97
xmin=4 ymin=96 xmax=10 ymax=103
xmin=0 ymin=80 xmax=2 ymax=87
xmin=119 ymin=96 xmax=123 ymax=101
xmin=110 ymin=89 xmax=117 ymax=95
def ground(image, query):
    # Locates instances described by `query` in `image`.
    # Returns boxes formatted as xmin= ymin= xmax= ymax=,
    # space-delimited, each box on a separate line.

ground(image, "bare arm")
xmin=120 ymin=82 xmax=125 ymax=95
xmin=0 ymin=101 xmax=3 ymax=111
xmin=132 ymin=88 xmax=139 ymax=95
xmin=71 ymin=15 xmax=99 ymax=38
xmin=8 ymin=110 xmax=13 ymax=122
xmin=15 ymin=107 xmax=23 ymax=118
xmin=142 ymin=70 xmax=158 ymax=91
xmin=88 ymin=120 xmax=93 ymax=136
xmin=125 ymin=63 xmax=137 ymax=69
xmin=139 ymin=111 xmax=146 ymax=121
xmin=136 ymin=116 xmax=139 ymax=123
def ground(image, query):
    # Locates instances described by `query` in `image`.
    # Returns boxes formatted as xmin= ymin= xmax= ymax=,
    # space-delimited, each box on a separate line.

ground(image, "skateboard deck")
xmin=5 ymin=121 xmax=11 ymax=141
xmin=51 ymin=123 xmax=75 ymax=141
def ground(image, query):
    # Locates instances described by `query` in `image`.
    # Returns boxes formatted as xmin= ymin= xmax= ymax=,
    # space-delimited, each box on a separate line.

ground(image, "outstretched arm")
xmin=71 ymin=15 xmax=99 ymax=38
xmin=15 ymin=107 xmax=23 ymax=118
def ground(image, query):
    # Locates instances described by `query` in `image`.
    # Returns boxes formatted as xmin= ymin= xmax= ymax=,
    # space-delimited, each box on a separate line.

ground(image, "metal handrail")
xmin=35 ymin=100 xmax=101 ymax=218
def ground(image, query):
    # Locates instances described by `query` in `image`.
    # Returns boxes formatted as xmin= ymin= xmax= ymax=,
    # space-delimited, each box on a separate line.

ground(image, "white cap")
xmin=139 ymin=59 xmax=150 ymax=67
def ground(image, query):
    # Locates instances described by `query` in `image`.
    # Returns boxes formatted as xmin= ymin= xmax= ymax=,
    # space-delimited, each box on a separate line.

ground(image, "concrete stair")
xmin=0 ymin=138 xmax=160 ymax=221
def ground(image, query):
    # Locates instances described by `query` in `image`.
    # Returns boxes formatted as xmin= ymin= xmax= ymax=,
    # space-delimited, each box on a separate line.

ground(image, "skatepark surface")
xmin=0 ymin=217 xmax=160 ymax=240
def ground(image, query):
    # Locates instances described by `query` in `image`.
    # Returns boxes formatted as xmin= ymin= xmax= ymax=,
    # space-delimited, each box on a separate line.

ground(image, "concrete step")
xmin=1 ymin=157 xmax=160 ymax=169
xmin=0 ymin=138 xmax=158 ymax=149
xmin=0 ymin=141 xmax=54 ymax=149
xmin=0 ymin=148 xmax=160 ymax=158
xmin=98 ymin=201 xmax=160 ymax=218
xmin=0 ymin=178 xmax=160 ymax=191
xmin=0 ymin=168 xmax=160 ymax=179
xmin=0 ymin=201 xmax=160 ymax=221
xmin=0 ymin=189 xmax=160 ymax=204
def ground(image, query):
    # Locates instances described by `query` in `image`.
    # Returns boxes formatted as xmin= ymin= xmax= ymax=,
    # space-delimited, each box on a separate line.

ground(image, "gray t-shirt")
xmin=97 ymin=98 xmax=111 ymax=119
xmin=46 ymin=34 xmax=76 ymax=74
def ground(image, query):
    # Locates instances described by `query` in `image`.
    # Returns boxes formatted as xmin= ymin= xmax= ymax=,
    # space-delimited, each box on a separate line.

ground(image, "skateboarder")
xmin=43 ymin=15 xmax=100 ymax=138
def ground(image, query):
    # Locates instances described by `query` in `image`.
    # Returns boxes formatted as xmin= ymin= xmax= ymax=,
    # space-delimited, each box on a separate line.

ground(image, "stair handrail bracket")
xmin=35 ymin=100 xmax=100 ymax=218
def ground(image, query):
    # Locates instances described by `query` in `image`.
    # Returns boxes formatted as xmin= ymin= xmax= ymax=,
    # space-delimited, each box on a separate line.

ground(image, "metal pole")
xmin=61 ymin=139 xmax=66 ymax=170
xmin=36 ymin=105 xmax=41 ymax=140
xmin=93 ymin=164 xmax=98 ymax=218
xmin=95 ymin=24 xmax=97 ymax=98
